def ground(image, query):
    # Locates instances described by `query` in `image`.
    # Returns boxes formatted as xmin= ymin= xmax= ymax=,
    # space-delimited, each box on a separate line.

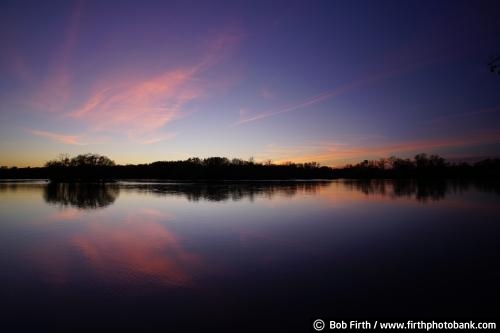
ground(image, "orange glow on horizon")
xmin=264 ymin=129 xmax=500 ymax=167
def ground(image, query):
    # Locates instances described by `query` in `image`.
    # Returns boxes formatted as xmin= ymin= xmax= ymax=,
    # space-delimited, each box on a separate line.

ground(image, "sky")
xmin=1 ymin=0 xmax=500 ymax=167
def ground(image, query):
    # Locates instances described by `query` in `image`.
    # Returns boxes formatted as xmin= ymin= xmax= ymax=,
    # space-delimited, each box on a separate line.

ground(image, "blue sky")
xmin=1 ymin=0 xmax=499 ymax=167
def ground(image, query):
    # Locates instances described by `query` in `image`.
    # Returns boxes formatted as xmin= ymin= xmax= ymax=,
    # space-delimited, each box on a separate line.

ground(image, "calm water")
xmin=1 ymin=180 xmax=499 ymax=330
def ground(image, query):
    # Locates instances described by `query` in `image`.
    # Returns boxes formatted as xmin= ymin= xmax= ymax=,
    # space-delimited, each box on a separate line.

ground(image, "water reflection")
xmin=1 ymin=179 xmax=500 ymax=328
xmin=122 ymin=181 xmax=331 ymax=202
xmin=36 ymin=180 xmax=500 ymax=210
xmin=0 ymin=181 xmax=46 ymax=192
xmin=70 ymin=209 xmax=200 ymax=286
xmin=43 ymin=183 xmax=119 ymax=209
xmin=342 ymin=179 xmax=500 ymax=201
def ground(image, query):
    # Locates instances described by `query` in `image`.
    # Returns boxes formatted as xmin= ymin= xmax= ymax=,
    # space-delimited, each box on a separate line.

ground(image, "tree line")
xmin=0 ymin=153 xmax=499 ymax=181
xmin=335 ymin=153 xmax=500 ymax=179
xmin=0 ymin=153 xmax=333 ymax=181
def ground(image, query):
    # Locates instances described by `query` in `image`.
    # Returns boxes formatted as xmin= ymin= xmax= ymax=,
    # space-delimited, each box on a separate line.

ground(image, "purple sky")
xmin=1 ymin=0 xmax=500 ymax=167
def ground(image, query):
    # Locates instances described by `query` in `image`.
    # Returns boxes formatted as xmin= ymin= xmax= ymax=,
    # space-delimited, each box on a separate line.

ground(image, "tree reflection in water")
xmin=122 ymin=181 xmax=331 ymax=202
xmin=39 ymin=180 xmax=500 ymax=209
xmin=342 ymin=179 xmax=500 ymax=202
xmin=43 ymin=183 xmax=120 ymax=209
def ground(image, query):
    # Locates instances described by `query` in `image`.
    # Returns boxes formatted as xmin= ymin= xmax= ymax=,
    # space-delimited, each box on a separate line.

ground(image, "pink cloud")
xmin=70 ymin=68 xmax=202 ymax=142
xmin=66 ymin=33 xmax=241 ymax=143
xmin=25 ymin=28 xmax=241 ymax=145
xmin=26 ymin=128 xmax=87 ymax=145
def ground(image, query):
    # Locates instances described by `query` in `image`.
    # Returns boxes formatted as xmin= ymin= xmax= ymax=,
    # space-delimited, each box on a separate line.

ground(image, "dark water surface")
xmin=1 ymin=180 xmax=499 ymax=330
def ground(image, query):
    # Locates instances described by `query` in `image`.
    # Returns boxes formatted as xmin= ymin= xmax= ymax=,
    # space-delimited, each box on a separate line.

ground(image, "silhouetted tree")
xmin=45 ymin=153 xmax=115 ymax=181
xmin=45 ymin=153 xmax=115 ymax=168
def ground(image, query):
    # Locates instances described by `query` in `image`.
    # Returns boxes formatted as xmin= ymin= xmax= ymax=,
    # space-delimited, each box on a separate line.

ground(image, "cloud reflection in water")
xmin=71 ymin=209 xmax=200 ymax=287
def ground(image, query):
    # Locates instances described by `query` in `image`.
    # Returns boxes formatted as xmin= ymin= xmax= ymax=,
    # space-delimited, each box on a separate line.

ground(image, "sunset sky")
xmin=1 ymin=0 xmax=500 ymax=167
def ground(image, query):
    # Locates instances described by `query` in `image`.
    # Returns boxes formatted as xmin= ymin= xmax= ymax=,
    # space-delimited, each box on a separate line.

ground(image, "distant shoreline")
xmin=1 ymin=154 xmax=499 ymax=181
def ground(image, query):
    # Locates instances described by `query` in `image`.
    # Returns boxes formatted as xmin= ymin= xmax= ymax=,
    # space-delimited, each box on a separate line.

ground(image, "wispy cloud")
xmin=70 ymin=68 xmax=201 ymax=142
xmin=26 ymin=128 xmax=87 ymax=145
xmin=136 ymin=132 xmax=178 ymax=145
xmin=25 ymin=4 xmax=243 ymax=145
xmin=235 ymin=57 xmax=444 ymax=126
xmin=234 ymin=89 xmax=342 ymax=126
xmin=65 ymin=33 xmax=241 ymax=143
xmin=233 ymin=73 xmax=389 ymax=126
xmin=31 ymin=0 xmax=84 ymax=112
xmin=25 ymin=30 xmax=241 ymax=145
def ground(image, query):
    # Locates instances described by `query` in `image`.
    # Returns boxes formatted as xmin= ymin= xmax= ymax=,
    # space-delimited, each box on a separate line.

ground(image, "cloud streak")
xmin=31 ymin=0 xmax=84 ymax=112
xmin=234 ymin=57 xmax=444 ymax=126
xmin=70 ymin=68 xmax=201 ymax=142
xmin=65 ymin=33 xmax=241 ymax=143
xmin=26 ymin=30 xmax=241 ymax=145
xmin=234 ymin=89 xmax=340 ymax=126
xmin=26 ymin=128 xmax=86 ymax=145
